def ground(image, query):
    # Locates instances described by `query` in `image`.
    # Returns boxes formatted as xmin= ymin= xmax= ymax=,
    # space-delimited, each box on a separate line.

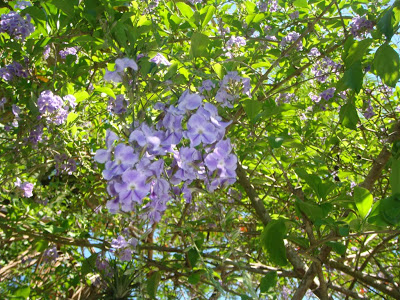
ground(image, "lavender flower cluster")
xmin=108 ymin=94 xmax=128 ymax=114
xmin=350 ymin=16 xmax=374 ymax=38
xmin=215 ymin=71 xmax=251 ymax=108
xmin=0 ymin=62 xmax=28 ymax=81
xmin=311 ymin=54 xmax=341 ymax=83
xmin=226 ymin=36 xmax=246 ymax=50
xmin=0 ymin=11 xmax=34 ymax=40
xmin=104 ymin=58 xmax=138 ymax=83
xmin=59 ymin=47 xmax=78 ymax=60
xmin=110 ymin=235 xmax=138 ymax=261
xmin=37 ymin=90 xmax=76 ymax=125
xmin=280 ymin=32 xmax=303 ymax=51
xmin=15 ymin=178 xmax=34 ymax=198
xmin=95 ymin=90 xmax=238 ymax=223
xmin=54 ymin=154 xmax=77 ymax=175
xmin=43 ymin=246 xmax=58 ymax=263
xmin=258 ymin=0 xmax=278 ymax=12
xmin=150 ymin=53 xmax=171 ymax=66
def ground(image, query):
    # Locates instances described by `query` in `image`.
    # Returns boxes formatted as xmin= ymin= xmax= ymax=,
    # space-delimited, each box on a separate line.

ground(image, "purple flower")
xmin=43 ymin=45 xmax=51 ymax=59
xmin=129 ymin=123 xmax=164 ymax=155
xmin=0 ymin=11 xmax=35 ymax=40
xmin=350 ymin=16 xmax=374 ymax=38
xmin=63 ymin=95 xmax=77 ymax=109
xmin=115 ymin=170 xmax=150 ymax=210
xmin=308 ymin=47 xmax=320 ymax=57
xmin=94 ymin=130 xmax=119 ymax=163
xmin=108 ymin=94 xmax=128 ymax=114
xmin=150 ymin=53 xmax=171 ymax=66
xmin=177 ymin=90 xmax=202 ymax=112
xmin=118 ymin=248 xmax=133 ymax=261
xmin=111 ymin=235 xmax=128 ymax=249
xmin=186 ymin=113 xmax=217 ymax=147
xmin=199 ymin=80 xmax=215 ymax=93
xmin=280 ymin=31 xmax=302 ymax=50
xmin=59 ymin=47 xmax=77 ymax=59
xmin=15 ymin=1 xmax=32 ymax=10
xmin=226 ymin=36 xmax=246 ymax=50
xmin=289 ymin=11 xmax=299 ymax=19
xmin=15 ymin=178 xmax=34 ymax=198
xmin=320 ymin=87 xmax=336 ymax=101
xmin=43 ymin=246 xmax=58 ymax=262
xmin=37 ymin=90 xmax=63 ymax=114
xmin=104 ymin=57 xmax=138 ymax=83
xmin=102 ymin=144 xmax=138 ymax=180
xmin=0 ymin=62 xmax=28 ymax=81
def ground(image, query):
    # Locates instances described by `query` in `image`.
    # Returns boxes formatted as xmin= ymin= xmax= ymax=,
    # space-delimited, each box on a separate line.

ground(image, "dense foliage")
xmin=1 ymin=0 xmax=400 ymax=299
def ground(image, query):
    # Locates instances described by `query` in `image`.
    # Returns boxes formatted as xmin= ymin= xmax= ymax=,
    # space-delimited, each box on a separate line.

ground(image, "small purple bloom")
xmin=150 ymin=53 xmax=171 ymax=66
xmin=320 ymin=87 xmax=336 ymax=101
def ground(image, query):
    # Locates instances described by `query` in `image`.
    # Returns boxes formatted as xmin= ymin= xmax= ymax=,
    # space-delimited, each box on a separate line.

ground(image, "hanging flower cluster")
xmin=37 ymin=90 xmax=76 ymax=125
xmin=0 ymin=11 xmax=34 ymax=40
xmin=95 ymin=62 xmax=239 ymax=223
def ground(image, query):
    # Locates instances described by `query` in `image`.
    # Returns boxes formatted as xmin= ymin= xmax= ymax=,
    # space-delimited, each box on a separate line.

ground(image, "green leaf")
xmin=164 ymin=62 xmax=178 ymax=80
xmin=390 ymin=158 xmax=400 ymax=195
xmin=146 ymin=271 xmax=161 ymax=299
xmin=294 ymin=0 xmax=308 ymax=8
xmin=67 ymin=112 xmax=78 ymax=125
xmin=261 ymin=219 xmax=288 ymax=266
xmin=337 ymin=61 xmax=364 ymax=93
xmin=378 ymin=8 xmax=394 ymax=41
xmin=176 ymin=2 xmax=194 ymax=19
xmin=268 ymin=136 xmax=285 ymax=148
xmin=202 ymin=6 xmax=215 ymax=28
xmin=380 ymin=194 xmax=400 ymax=225
xmin=81 ymin=253 xmax=98 ymax=276
xmin=212 ymin=63 xmax=225 ymax=79
xmin=35 ymin=240 xmax=49 ymax=252
xmin=187 ymin=248 xmax=200 ymax=268
xmin=326 ymin=241 xmax=346 ymax=255
xmin=260 ymin=271 xmax=278 ymax=293
xmin=339 ymin=102 xmax=359 ymax=130
xmin=344 ymin=38 xmax=373 ymax=68
xmin=243 ymin=100 xmax=262 ymax=121
xmin=51 ymin=0 xmax=77 ymax=17
xmin=295 ymin=199 xmax=324 ymax=221
xmin=373 ymin=43 xmax=400 ymax=87
xmin=13 ymin=287 xmax=30 ymax=299
xmin=191 ymin=32 xmax=209 ymax=58
xmin=295 ymin=169 xmax=335 ymax=201
xmin=354 ymin=186 xmax=373 ymax=219
xmin=94 ymin=87 xmax=116 ymax=99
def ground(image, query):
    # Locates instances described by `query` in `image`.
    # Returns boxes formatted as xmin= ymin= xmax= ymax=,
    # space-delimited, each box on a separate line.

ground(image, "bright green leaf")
xmin=176 ymin=2 xmax=194 ymax=19
xmin=354 ymin=186 xmax=373 ymax=219
xmin=202 ymin=6 xmax=215 ymax=28
xmin=191 ymin=32 xmax=209 ymax=58
xmin=294 ymin=0 xmax=308 ymax=8
xmin=339 ymin=102 xmax=359 ymax=130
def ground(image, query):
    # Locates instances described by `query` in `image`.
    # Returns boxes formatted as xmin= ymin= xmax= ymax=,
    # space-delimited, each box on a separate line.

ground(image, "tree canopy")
xmin=1 ymin=0 xmax=400 ymax=299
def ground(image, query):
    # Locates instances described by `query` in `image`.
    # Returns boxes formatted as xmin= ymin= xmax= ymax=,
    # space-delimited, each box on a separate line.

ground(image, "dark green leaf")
xmin=380 ymin=195 xmax=400 ymax=225
xmin=260 ymin=271 xmax=278 ymax=293
xmin=188 ymin=248 xmax=199 ymax=268
xmin=373 ymin=43 xmax=400 ymax=87
xmin=51 ymin=0 xmax=77 ymax=17
xmin=339 ymin=102 xmax=359 ymax=130
xmin=296 ymin=199 xmax=324 ymax=221
xmin=337 ymin=60 xmax=364 ymax=93
xmin=354 ymin=186 xmax=373 ymax=219
xmin=81 ymin=253 xmax=98 ymax=276
xmin=268 ymin=136 xmax=285 ymax=148
xmin=378 ymin=8 xmax=394 ymax=41
xmin=326 ymin=241 xmax=346 ymax=255
xmin=390 ymin=158 xmax=400 ymax=195
xmin=261 ymin=219 xmax=288 ymax=266
xmin=146 ymin=271 xmax=161 ymax=299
